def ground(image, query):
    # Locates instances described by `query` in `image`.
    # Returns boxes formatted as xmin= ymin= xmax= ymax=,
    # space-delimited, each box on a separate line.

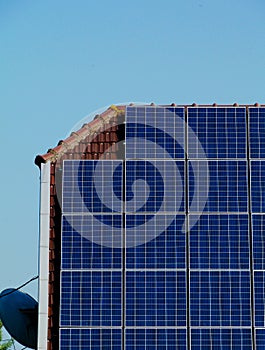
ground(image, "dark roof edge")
xmin=34 ymin=105 xmax=125 ymax=168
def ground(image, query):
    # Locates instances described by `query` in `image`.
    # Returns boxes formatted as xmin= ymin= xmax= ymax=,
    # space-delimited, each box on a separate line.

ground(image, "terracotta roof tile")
xmin=35 ymin=105 xmax=125 ymax=167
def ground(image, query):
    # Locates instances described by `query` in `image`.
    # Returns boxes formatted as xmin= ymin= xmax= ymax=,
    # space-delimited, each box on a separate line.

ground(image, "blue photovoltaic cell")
xmin=126 ymin=329 xmax=187 ymax=350
xmin=126 ymin=106 xmax=185 ymax=159
xmin=60 ymin=329 xmax=122 ymax=350
xmin=126 ymin=160 xmax=185 ymax=213
xmin=252 ymin=215 xmax=265 ymax=270
xmin=62 ymin=160 xmax=123 ymax=213
xmin=256 ymin=329 xmax=265 ymax=350
xmin=190 ymin=271 xmax=251 ymax=326
xmin=60 ymin=271 xmax=122 ymax=327
xmin=189 ymin=161 xmax=248 ymax=212
xmin=254 ymin=271 xmax=265 ymax=327
xmin=188 ymin=107 xmax=246 ymax=158
xmin=126 ymin=271 xmax=186 ymax=327
xmin=249 ymin=107 xmax=265 ymax=158
xmin=61 ymin=215 xmax=122 ymax=269
xmin=126 ymin=215 xmax=186 ymax=269
xmin=251 ymin=161 xmax=265 ymax=212
xmin=191 ymin=329 xmax=252 ymax=350
xmin=189 ymin=214 xmax=249 ymax=269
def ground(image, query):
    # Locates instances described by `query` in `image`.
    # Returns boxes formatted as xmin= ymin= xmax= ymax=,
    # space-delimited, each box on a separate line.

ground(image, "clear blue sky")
xmin=0 ymin=0 xmax=265 ymax=347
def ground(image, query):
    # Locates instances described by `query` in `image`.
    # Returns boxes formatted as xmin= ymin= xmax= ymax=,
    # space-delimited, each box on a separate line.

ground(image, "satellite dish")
xmin=0 ymin=289 xmax=38 ymax=349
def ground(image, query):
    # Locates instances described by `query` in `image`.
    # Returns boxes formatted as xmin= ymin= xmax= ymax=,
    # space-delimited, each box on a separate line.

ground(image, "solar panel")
xmin=61 ymin=215 xmax=123 ymax=269
xmin=190 ymin=271 xmax=251 ymax=327
xmin=249 ymin=107 xmax=265 ymax=158
xmin=58 ymin=106 xmax=265 ymax=349
xmin=126 ymin=106 xmax=185 ymax=159
xmin=188 ymin=107 xmax=246 ymax=159
xmin=189 ymin=214 xmax=249 ymax=269
xmin=125 ymin=329 xmax=187 ymax=350
xmin=189 ymin=161 xmax=248 ymax=212
xmin=251 ymin=161 xmax=265 ymax=212
xmin=126 ymin=160 xmax=185 ymax=213
xmin=252 ymin=215 xmax=265 ymax=269
xmin=256 ymin=329 xmax=265 ymax=350
xmin=254 ymin=271 xmax=265 ymax=327
xmin=126 ymin=270 xmax=186 ymax=327
xmin=60 ymin=271 xmax=122 ymax=327
xmin=191 ymin=329 xmax=252 ymax=350
xmin=63 ymin=160 xmax=123 ymax=213
xmin=60 ymin=329 xmax=122 ymax=350
xmin=126 ymin=215 xmax=186 ymax=269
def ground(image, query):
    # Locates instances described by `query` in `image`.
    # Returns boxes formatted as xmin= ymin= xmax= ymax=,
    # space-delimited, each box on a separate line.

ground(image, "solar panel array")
xmin=59 ymin=106 xmax=265 ymax=349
